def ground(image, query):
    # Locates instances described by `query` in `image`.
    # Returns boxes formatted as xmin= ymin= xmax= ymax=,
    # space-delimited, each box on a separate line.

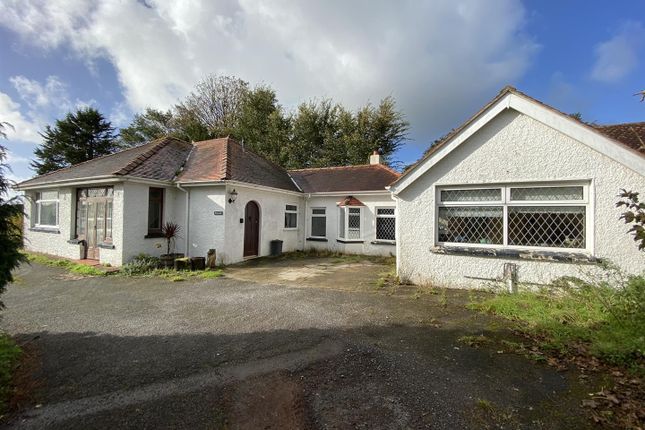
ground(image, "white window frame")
xmin=309 ymin=207 xmax=327 ymax=238
xmin=338 ymin=206 xmax=363 ymax=241
xmin=375 ymin=206 xmax=396 ymax=243
xmin=284 ymin=204 xmax=298 ymax=230
xmin=34 ymin=191 xmax=59 ymax=228
xmin=435 ymin=181 xmax=592 ymax=253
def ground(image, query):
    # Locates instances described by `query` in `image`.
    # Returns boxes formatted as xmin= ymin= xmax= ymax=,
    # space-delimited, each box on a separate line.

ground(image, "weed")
xmin=0 ymin=335 xmax=21 ymax=414
xmin=458 ymin=334 xmax=491 ymax=348
xmin=27 ymin=253 xmax=108 ymax=276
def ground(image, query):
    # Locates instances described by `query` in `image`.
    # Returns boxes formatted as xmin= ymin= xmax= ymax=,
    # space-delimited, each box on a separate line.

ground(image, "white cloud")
xmin=0 ymin=92 xmax=42 ymax=144
xmin=591 ymin=21 xmax=644 ymax=83
xmin=0 ymin=0 xmax=539 ymax=141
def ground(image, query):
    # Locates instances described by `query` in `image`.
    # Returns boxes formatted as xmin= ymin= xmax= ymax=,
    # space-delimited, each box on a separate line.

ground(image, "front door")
xmin=243 ymin=201 xmax=260 ymax=257
xmin=76 ymin=187 xmax=113 ymax=260
xmin=86 ymin=201 xmax=99 ymax=260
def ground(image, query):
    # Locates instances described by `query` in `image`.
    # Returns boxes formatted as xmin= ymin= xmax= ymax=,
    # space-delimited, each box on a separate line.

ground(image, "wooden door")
xmin=243 ymin=201 xmax=260 ymax=257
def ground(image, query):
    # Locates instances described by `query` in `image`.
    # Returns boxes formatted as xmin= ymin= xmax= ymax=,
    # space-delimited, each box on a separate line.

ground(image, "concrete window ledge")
xmin=371 ymin=241 xmax=396 ymax=246
xmin=431 ymin=245 xmax=601 ymax=264
xmin=98 ymin=243 xmax=115 ymax=249
xmin=67 ymin=239 xmax=82 ymax=244
xmin=144 ymin=232 xmax=165 ymax=239
xmin=29 ymin=227 xmax=60 ymax=234
xmin=337 ymin=239 xmax=364 ymax=244
xmin=306 ymin=237 xmax=328 ymax=242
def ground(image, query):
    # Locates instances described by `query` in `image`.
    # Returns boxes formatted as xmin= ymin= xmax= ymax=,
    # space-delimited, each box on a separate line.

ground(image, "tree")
xmin=32 ymin=108 xmax=118 ymax=175
xmin=617 ymin=189 xmax=645 ymax=251
xmin=0 ymin=121 xmax=26 ymax=308
xmin=119 ymin=108 xmax=177 ymax=146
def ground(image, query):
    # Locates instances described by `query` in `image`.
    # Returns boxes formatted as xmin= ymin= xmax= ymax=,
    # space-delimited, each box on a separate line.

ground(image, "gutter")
xmin=176 ymin=184 xmax=190 ymax=257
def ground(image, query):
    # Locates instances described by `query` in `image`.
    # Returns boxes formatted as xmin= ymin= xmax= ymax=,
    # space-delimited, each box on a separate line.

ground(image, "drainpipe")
xmin=176 ymin=184 xmax=190 ymax=257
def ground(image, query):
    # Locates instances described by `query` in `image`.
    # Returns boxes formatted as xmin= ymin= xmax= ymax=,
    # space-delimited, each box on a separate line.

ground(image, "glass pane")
xmin=106 ymin=201 xmax=112 ymax=240
xmin=438 ymin=206 xmax=503 ymax=244
xmin=285 ymin=213 xmax=297 ymax=228
xmin=88 ymin=188 xmax=108 ymax=198
xmin=510 ymin=186 xmax=583 ymax=201
xmin=441 ymin=189 xmax=501 ymax=202
xmin=96 ymin=202 xmax=105 ymax=243
xmin=150 ymin=188 xmax=163 ymax=200
xmin=377 ymin=208 xmax=395 ymax=216
xmin=338 ymin=208 xmax=345 ymax=239
xmin=148 ymin=199 xmax=161 ymax=230
xmin=39 ymin=202 xmax=58 ymax=226
xmin=40 ymin=190 xmax=58 ymax=200
xmin=349 ymin=207 xmax=361 ymax=214
xmin=286 ymin=204 xmax=297 ymax=212
xmin=312 ymin=208 xmax=326 ymax=215
xmin=376 ymin=217 xmax=395 ymax=241
xmin=76 ymin=201 xmax=87 ymax=237
xmin=508 ymin=206 xmax=585 ymax=248
xmin=348 ymin=212 xmax=361 ymax=239
xmin=312 ymin=216 xmax=326 ymax=237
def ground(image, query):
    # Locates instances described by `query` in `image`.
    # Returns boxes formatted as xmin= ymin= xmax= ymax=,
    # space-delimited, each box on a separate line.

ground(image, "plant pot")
xmin=160 ymin=253 xmax=184 ymax=269
xmin=174 ymin=257 xmax=190 ymax=271
xmin=191 ymin=257 xmax=206 ymax=271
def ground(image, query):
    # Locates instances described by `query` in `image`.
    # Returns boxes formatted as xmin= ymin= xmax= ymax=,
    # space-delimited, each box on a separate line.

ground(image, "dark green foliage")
xmin=617 ymin=189 xmax=645 ymax=250
xmin=0 ymin=139 xmax=26 ymax=309
xmin=31 ymin=107 xmax=118 ymax=175
xmin=122 ymin=74 xmax=410 ymax=169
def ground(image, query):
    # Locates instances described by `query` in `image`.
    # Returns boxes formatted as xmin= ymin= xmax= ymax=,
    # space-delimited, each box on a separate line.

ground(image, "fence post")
xmin=503 ymin=263 xmax=518 ymax=294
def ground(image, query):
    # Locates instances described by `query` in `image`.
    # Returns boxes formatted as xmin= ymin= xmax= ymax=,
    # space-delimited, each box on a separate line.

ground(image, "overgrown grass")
xmin=471 ymin=269 xmax=645 ymax=371
xmin=146 ymin=268 xmax=224 ymax=282
xmin=275 ymin=249 xmax=395 ymax=265
xmin=26 ymin=253 xmax=108 ymax=276
xmin=0 ymin=335 xmax=21 ymax=415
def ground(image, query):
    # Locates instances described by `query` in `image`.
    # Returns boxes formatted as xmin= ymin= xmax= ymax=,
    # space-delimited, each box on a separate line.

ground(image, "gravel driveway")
xmin=0 ymin=260 xmax=594 ymax=429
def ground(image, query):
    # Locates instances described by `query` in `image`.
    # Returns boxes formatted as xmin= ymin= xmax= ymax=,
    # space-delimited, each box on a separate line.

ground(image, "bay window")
xmin=35 ymin=190 xmax=59 ymax=228
xmin=437 ymin=184 xmax=588 ymax=250
xmin=338 ymin=206 xmax=362 ymax=241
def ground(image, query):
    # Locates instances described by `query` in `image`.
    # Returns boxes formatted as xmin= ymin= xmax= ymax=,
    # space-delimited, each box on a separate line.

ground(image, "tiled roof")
xmin=338 ymin=196 xmax=365 ymax=206
xmin=16 ymin=137 xmax=192 ymax=187
xmin=288 ymin=164 xmax=400 ymax=193
xmin=177 ymin=137 xmax=300 ymax=192
xmin=593 ymin=122 xmax=645 ymax=154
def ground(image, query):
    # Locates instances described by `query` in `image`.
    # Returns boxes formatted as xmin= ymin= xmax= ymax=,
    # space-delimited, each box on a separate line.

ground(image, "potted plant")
xmin=159 ymin=221 xmax=183 ymax=268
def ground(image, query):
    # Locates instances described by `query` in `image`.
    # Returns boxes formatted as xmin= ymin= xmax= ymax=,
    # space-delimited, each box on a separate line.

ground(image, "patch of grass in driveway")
xmin=276 ymin=250 xmax=395 ymax=266
xmin=0 ymin=334 xmax=21 ymax=415
xmin=26 ymin=253 xmax=109 ymax=276
xmin=144 ymin=268 xmax=224 ymax=282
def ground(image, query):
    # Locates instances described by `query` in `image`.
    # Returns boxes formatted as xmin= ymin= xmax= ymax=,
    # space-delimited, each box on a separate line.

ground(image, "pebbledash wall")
xmin=395 ymin=109 xmax=645 ymax=288
xmin=23 ymin=183 xmax=124 ymax=266
xmin=303 ymin=193 xmax=397 ymax=256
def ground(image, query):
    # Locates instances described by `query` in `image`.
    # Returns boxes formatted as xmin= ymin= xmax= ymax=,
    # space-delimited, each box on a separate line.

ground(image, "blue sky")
xmin=0 ymin=0 xmax=643 ymax=186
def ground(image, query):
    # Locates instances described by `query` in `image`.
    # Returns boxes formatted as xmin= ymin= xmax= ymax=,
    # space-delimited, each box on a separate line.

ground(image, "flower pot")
xmin=160 ymin=253 xmax=184 ymax=269
xmin=174 ymin=257 xmax=190 ymax=271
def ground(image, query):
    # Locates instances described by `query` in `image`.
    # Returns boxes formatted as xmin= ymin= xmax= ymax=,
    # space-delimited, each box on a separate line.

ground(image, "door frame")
xmin=243 ymin=200 xmax=260 ymax=258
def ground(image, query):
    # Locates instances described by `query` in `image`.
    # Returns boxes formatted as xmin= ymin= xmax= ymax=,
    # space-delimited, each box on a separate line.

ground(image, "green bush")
xmin=120 ymin=254 xmax=161 ymax=276
xmin=473 ymin=265 xmax=645 ymax=370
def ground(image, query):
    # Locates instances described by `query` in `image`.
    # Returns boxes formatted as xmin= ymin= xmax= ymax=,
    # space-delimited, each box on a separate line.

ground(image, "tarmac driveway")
xmin=0 ymin=260 xmax=594 ymax=429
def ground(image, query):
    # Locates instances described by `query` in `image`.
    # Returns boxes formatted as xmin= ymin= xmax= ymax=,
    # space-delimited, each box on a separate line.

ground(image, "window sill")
xmin=67 ymin=239 xmax=82 ymax=244
xmin=306 ymin=237 xmax=328 ymax=242
xmin=98 ymin=243 xmax=115 ymax=249
xmin=283 ymin=227 xmax=298 ymax=231
xmin=30 ymin=227 xmax=60 ymax=234
xmin=431 ymin=245 xmax=600 ymax=264
xmin=144 ymin=232 xmax=165 ymax=239
xmin=371 ymin=240 xmax=396 ymax=246
xmin=337 ymin=239 xmax=364 ymax=244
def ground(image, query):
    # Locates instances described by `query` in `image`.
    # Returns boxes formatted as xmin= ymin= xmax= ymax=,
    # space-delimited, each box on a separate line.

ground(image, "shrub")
xmin=121 ymin=254 xmax=161 ymax=276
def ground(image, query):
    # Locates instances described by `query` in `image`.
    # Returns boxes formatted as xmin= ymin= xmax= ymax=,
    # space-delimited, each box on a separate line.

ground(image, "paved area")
xmin=0 ymin=259 xmax=595 ymax=429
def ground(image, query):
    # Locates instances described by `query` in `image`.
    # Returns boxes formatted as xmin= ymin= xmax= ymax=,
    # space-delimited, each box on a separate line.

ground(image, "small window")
xmin=441 ymin=188 xmax=501 ymax=202
xmin=311 ymin=208 xmax=326 ymax=238
xmin=510 ymin=186 xmax=584 ymax=201
xmin=284 ymin=204 xmax=298 ymax=229
xmin=148 ymin=188 xmax=164 ymax=234
xmin=376 ymin=207 xmax=396 ymax=241
xmin=35 ymin=190 xmax=59 ymax=227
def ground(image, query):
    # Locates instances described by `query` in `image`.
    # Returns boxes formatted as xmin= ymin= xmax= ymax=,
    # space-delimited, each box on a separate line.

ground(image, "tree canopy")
xmin=32 ymin=108 xmax=119 ymax=175
xmin=120 ymin=74 xmax=409 ymax=169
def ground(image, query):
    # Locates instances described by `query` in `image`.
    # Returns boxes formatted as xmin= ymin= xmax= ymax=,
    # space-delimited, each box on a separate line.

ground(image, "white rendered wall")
xmin=304 ymin=194 xmax=397 ymax=257
xmin=184 ymin=186 xmax=227 ymax=263
xmin=223 ymin=184 xmax=304 ymax=265
xmin=22 ymin=183 xmax=125 ymax=266
xmin=396 ymin=109 xmax=645 ymax=288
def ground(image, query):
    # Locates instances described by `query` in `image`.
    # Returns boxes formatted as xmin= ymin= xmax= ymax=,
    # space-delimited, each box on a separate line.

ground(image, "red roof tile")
xmin=338 ymin=196 xmax=365 ymax=206
xmin=593 ymin=122 xmax=645 ymax=154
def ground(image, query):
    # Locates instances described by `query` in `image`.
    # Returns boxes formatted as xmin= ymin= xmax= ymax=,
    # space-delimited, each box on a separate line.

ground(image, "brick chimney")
xmin=369 ymin=150 xmax=381 ymax=165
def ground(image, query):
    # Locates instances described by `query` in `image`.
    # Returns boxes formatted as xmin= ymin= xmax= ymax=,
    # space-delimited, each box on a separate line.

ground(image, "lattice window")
xmin=376 ymin=208 xmax=396 ymax=241
xmin=510 ymin=186 xmax=583 ymax=201
xmin=508 ymin=206 xmax=585 ymax=248
xmin=348 ymin=208 xmax=361 ymax=239
xmin=441 ymin=188 xmax=501 ymax=202
xmin=438 ymin=206 xmax=503 ymax=245
xmin=437 ymin=183 xmax=589 ymax=250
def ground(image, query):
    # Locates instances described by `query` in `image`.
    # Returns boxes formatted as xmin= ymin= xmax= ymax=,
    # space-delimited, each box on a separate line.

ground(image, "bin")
xmin=191 ymin=257 xmax=206 ymax=271
xmin=270 ymin=240 xmax=283 ymax=256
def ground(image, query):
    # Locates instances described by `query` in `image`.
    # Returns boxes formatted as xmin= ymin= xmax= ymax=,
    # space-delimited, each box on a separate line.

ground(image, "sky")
xmin=0 ymin=0 xmax=644 ymax=188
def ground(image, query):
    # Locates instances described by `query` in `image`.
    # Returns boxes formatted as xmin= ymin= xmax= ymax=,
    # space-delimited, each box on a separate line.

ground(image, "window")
xmin=437 ymin=184 xmax=588 ymax=250
xmin=338 ymin=206 xmax=362 ymax=240
xmin=310 ymin=208 xmax=326 ymax=238
xmin=35 ymin=190 xmax=59 ymax=227
xmin=148 ymin=188 xmax=164 ymax=234
xmin=284 ymin=204 xmax=298 ymax=229
xmin=376 ymin=207 xmax=396 ymax=241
